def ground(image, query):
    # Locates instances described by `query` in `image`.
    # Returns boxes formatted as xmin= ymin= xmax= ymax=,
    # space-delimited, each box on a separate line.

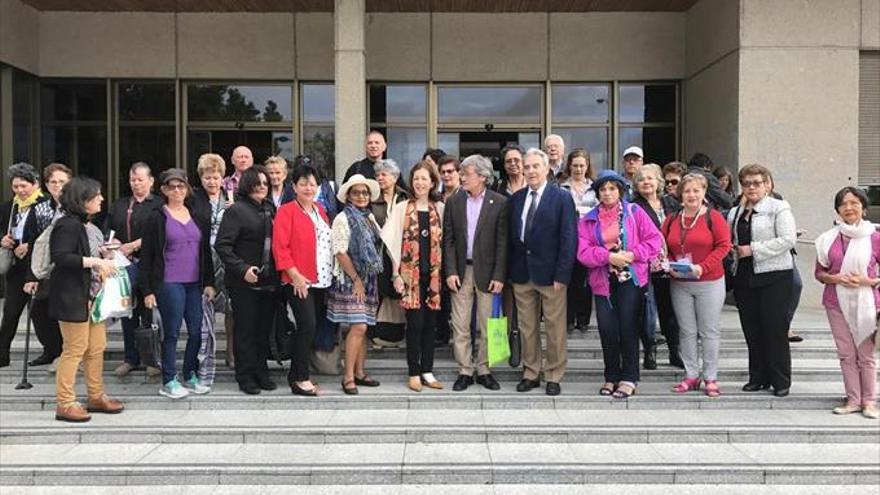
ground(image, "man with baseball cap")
xmin=622 ymin=146 xmax=644 ymax=182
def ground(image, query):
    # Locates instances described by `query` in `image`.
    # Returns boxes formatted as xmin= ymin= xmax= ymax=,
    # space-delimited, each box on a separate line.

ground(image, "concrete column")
xmin=333 ymin=0 xmax=366 ymax=181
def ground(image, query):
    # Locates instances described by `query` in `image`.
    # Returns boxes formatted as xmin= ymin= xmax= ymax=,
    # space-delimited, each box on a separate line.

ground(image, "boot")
xmin=668 ymin=343 xmax=685 ymax=369
xmin=643 ymin=344 xmax=657 ymax=370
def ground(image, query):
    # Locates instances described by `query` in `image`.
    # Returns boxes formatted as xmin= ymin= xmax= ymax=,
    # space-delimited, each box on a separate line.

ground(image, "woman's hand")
xmin=353 ymin=278 xmax=366 ymax=303
xmin=203 ymin=286 xmax=215 ymax=301
xmin=1 ymin=235 xmax=14 ymax=249
xmin=92 ymin=258 xmax=117 ymax=280
xmin=144 ymin=294 xmax=157 ymax=309
xmin=393 ymin=275 xmax=405 ymax=295
xmin=243 ymin=266 xmax=260 ymax=284
xmin=609 ymin=251 xmax=629 ymax=269
xmin=23 ymin=281 xmax=38 ymax=295
xmin=691 ymin=264 xmax=704 ymax=279
xmin=13 ymin=243 xmax=28 ymax=259
xmin=736 ymin=245 xmax=752 ymax=258
xmin=850 ymin=273 xmax=877 ymax=288
xmin=835 ymin=273 xmax=860 ymax=288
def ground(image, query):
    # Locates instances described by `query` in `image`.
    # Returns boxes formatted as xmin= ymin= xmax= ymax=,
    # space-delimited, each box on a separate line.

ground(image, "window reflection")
xmin=187 ymin=84 xmax=291 ymax=122
xmin=119 ymin=83 xmax=175 ymax=121
xmin=384 ymin=128 xmax=427 ymax=178
xmin=41 ymin=81 xmax=106 ymax=121
xmin=303 ymin=126 xmax=335 ymax=178
xmin=552 ymin=85 xmax=610 ymax=124
xmin=553 ymin=127 xmax=608 ymax=172
xmin=618 ymin=127 xmax=676 ymax=165
xmin=438 ymin=86 xmax=542 ymax=124
xmin=41 ymin=126 xmax=108 ymax=186
xmin=119 ymin=126 xmax=175 ymax=195
xmin=302 ymin=84 xmax=335 ymax=123
xmin=619 ymin=84 xmax=676 ymax=123
xmin=370 ymin=85 xmax=427 ymax=124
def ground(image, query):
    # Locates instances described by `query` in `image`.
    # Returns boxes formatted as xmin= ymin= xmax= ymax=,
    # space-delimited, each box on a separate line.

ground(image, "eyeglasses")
xmin=349 ymin=189 xmax=371 ymax=197
xmin=504 ymin=158 xmax=522 ymax=164
xmin=741 ymin=180 xmax=765 ymax=189
xmin=665 ymin=179 xmax=680 ymax=186
xmin=256 ymin=180 xmax=269 ymax=186
xmin=164 ymin=183 xmax=187 ymax=191
xmin=440 ymin=169 xmax=456 ymax=175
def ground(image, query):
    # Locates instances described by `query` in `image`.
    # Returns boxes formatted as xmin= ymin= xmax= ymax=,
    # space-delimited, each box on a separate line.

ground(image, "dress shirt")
xmin=520 ymin=181 xmax=548 ymax=242
xmin=465 ymin=188 xmax=486 ymax=260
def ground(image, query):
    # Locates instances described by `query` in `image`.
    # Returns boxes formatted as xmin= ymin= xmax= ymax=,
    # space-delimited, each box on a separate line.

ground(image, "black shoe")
xmin=516 ymin=378 xmax=541 ymax=392
xmin=453 ymin=374 xmax=474 ymax=391
xmin=476 ymin=374 xmax=500 ymax=391
xmin=290 ymin=382 xmax=319 ymax=397
xmin=788 ymin=334 xmax=804 ymax=343
xmin=655 ymin=335 xmax=667 ymax=346
xmin=773 ymin=387 xmax=790 ymax=397
xmin=354 ymin=375 xmax=381 ymax=387
xmin=643 ymin=345 xmax=657 ymax=370
xmin=239 ymin=381 xmax=261 ymax=395
xmin=0 ymin=355 xmax=9 ymax=368
xmin=545 ymin=382 xmax=561 ymax=396
xmin=256 ymin=375 xmax=277 ymax=391
xmin=567 ymin=323 xmax=576 ymax=333
xmin=667 ymin=345 xmax=685 ymax=369
xmin=28 ymin=353 xmax=56 ymax=366
xmin=742 ymin=382 xmax=771 ymax=392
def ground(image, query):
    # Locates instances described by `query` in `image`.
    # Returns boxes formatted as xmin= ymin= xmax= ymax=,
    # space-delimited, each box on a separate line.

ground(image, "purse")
xmin=507 ymin=313 xmax=522 ymax=368
xmin=0 ymin=208 xmax=15 ymax=275
xmin=134 ymin=308 xmax=163 ymax=370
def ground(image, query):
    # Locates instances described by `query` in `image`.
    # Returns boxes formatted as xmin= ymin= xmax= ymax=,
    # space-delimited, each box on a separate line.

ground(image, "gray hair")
xmin=373 ymin=158 xmax=400 ymax=179
xmin=544 ymin=134 xmax=564 ymax=147
xmin=7 ymin=162 xmax=39 ymax=184
xmin=634 ymin=163 xmax=664 ymax=191
xmin=523 ymin=148 xmax=549 ymax=168
xmin=461 ymin=154 xmax=494 ymax=186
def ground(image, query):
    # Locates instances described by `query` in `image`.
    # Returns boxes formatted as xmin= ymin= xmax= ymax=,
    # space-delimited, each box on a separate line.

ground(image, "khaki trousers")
xmin=450 ymin=266 xmax=494 ymax=376
xmin=56 ymin=320 xmax=107 ymax=406
xmin=513 ymin=281 xmax=568 ymax=383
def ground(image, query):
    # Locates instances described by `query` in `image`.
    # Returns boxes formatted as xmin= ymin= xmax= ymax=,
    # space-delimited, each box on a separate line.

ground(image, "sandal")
xmin=599 ymin=382 xmax=615 ymax=396
xmin=612 ymin=382 xmax=636 ymax=399
xmin=672 ymin=377 xmax=702 ymax=394
xmin=341 ymin=378 xmax=359 ymax=395
xmin=355 ymin=374 xmax=381 ymax=387
xmin=704 ymin=380 xmax=721 ymax=398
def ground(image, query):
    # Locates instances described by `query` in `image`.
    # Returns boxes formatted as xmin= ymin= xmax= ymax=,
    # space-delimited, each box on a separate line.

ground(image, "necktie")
xmin=524 ymin=190 xmax=538 ymax=241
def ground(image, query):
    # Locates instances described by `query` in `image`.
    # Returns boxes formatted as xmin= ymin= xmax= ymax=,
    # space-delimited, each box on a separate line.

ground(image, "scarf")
xmin=399 ymin=201 xmax=442 ymax=310
xmin=342 ymin=203 xmax=383 ymax=293
xmin=816 ymin=219 xmax=877 ymax=346
xmin=13 ymin=188 xmax=43 ymax=211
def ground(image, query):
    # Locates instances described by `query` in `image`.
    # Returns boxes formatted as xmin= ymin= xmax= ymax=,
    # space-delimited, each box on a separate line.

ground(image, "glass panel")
xmin=553 ymin=127 xmax=609 ymax=172
xmin=551 ymin=85 xmax=610 ymax=124
xmin=619 ymin=84 xmax=676 ymax=123
xmin=186 ymin=130 xmax=294 ymax=183
xmin=118 ymin=126 xmax=176 ymax=195
xmin=13 ymin=70 xmax=35 ymax=163
xmin=303 ymin=126 xmax=335 ymax=178
xmin=385 ymin=127 xmax=427 ymax=179
xmin=302 ymin=84 xmax=335 ymax=123
xmin=41 ymin=125 xmax=108 ymax=187
xmin=438 ymin=86 xmax=542 ymax=124
xmin=437 ymin=133 xmax=460 ymax=158
xmin=370 ymin=85 xmax=426 ymax=124
xmin=119 ymin=83 xmax=175 ymax=121
xmin=40 ymin=82 xmax=106 ymax=121
xmin=187 ymin=84 xmax=291 ymax=122
xmin=618 ymin=127 xmax=676 ymax=166
xmin=518 ymin=132 xmax=541 ymax=151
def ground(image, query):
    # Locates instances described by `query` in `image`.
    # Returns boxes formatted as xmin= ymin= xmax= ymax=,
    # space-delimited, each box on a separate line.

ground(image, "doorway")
xmin=437 ymin=131 xmax=540 ymax=177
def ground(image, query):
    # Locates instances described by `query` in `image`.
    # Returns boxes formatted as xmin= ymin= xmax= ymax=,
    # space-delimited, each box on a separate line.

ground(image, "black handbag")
xmin=134 ymin=308 xmax=162 ymax=369
xmin=508 ymin=325 xmax=522 ymax=368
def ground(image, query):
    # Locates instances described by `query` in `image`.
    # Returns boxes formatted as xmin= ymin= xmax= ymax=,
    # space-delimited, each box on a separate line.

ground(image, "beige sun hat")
xmin=337 ymin=174 xmax=380 ymax=203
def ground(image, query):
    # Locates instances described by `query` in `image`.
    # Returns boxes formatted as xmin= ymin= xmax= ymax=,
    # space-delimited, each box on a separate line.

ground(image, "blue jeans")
xmin=156 ymin=282 xmax=203 ymax=385
xmin=786 ymin=262 xmax=803 ymax=329
xmin=641 ymin=280 xmax=657 ymax=348
xmin=121 ymin=262 xmax=141 ymax=365
xmin=595 ymin=277 xmax=645 ymax=384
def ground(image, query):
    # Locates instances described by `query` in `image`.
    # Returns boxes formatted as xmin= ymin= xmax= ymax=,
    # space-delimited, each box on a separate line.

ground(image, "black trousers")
xmin=405 ymin=280 xmax=438 ymax=376
xmin=284 ymin=285 xmax=325 ymax=382
xmin=567 ymin=262 xmax=593 ymax=327
xmin=435 ymin=285 xmax=451 ymax=343
xmin=0 ymin=266 xmax=32 ymax=360
xmin=228 ymin=287 xmax=275 ymax=385
xmin=31 ymin=294 xmax=62 ymax=358
xmin=652 ymin=276 xmax=679 ymax=350
xmin=733 ymin=269 xmax=793 ymax=390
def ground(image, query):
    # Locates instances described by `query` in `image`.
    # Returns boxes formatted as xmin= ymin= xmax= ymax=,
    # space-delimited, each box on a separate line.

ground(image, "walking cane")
xmin=15 ymin=294 xmax=34 ymax=390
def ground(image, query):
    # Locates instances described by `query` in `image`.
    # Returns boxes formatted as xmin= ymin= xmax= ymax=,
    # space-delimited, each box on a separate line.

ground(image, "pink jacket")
xmin=577 ymin=201 xmax=663 ymax=297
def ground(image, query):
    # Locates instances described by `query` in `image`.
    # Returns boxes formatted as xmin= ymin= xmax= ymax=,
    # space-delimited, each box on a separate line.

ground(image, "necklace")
xmin=678 ymin=206 xmax=705 ymax=253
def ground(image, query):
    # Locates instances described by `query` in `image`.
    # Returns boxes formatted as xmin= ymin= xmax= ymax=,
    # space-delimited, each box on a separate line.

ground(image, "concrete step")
xmin=2 ymin=442 xmax=878 ymax=486
xmin=0 ymin=381 xmax=855 ymax=411
xmin=2 ymin=409 xmax=877 ymax=445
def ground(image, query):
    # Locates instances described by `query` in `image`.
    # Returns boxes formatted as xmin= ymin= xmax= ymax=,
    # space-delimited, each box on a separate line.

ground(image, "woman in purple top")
xmin=139 ymin=169 xmax=215 ymax=400
xmin=814 ymin=186 xmax=879 ymax=420
xmin=577 ymin=170 xmax=663 ymax=399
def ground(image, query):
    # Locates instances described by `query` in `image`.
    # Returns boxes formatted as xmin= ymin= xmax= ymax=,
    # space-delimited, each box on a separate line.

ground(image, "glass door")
xmin=438 ymin=131 xmax=540 ymax=177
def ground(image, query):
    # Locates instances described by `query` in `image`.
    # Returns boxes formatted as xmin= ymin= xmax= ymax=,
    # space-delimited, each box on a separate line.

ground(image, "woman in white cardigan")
xmin=727 ymin=164 xmax=797 ymax=398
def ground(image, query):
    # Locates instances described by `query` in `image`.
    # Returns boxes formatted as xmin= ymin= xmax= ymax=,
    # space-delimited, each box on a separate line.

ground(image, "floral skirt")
xmin=327 ymin=274 xmax=379 ymax=326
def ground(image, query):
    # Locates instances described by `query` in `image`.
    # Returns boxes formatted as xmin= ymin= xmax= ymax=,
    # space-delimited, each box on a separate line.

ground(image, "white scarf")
xmin=815 ymin=219 xmax=877 ymax=346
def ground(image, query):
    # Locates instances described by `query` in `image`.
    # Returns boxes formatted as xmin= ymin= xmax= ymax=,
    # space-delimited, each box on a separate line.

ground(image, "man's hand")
xmin=488 ymin=280 xmax=504 ymax=294
xmin=446 ymin=275 xmax=461 ymax=292
xmin=553 ymin=281 xmax=566 ymax=292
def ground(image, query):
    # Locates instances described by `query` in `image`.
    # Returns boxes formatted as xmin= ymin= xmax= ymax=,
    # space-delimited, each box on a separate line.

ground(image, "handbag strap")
xmin=4 ymin=203 xmax=15 ymax=236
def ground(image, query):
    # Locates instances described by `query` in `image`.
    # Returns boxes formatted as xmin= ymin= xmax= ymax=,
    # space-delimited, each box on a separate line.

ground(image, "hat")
xmin=160 ymin=168 xmax=188 ymax=185
xmin=337 ymin=174 xmax=380 ymax=203
xmin=622 ymin=146 xmax=644 ymax=159
xmin=591 ymin=169 xmax=628 ymax=192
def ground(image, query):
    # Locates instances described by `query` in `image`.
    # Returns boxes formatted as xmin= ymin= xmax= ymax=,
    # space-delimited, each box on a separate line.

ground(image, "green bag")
xmin=487 ymin=293 xmax=510 ymax=367
xmin=90 ymin=268 xmax=134 ymax=323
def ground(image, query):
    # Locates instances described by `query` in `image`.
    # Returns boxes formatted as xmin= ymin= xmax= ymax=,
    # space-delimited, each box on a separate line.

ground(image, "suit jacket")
xmin=442 ymin=189 xmax=508 ymax=292
xmin=507 ymin=183 xmax=578 ymax=286
xmin=48 ymin=215 xmax=92 ymax=323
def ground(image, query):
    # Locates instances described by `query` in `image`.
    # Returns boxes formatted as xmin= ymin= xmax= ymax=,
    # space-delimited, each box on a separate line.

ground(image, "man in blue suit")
xmin=507 ymin=148 xmax=578 ymax=396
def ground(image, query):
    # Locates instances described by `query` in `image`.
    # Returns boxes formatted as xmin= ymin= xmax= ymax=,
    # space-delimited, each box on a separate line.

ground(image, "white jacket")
xmin=727 ymin=196 xmax=797 ymax=275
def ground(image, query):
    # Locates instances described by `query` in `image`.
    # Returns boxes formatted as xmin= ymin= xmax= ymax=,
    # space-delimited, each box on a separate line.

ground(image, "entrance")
xmin=437 ymin=131 xmax=540 ymax=177
xmin=186 ymin=129 xmax=294 ymax=178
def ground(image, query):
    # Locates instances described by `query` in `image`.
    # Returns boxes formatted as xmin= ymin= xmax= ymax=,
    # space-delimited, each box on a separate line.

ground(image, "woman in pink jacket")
xmin=577 ymin=170 xmax=663 ymax=399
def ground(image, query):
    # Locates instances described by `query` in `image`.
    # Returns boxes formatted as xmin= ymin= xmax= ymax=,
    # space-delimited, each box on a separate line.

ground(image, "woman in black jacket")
xmin=139 ymin=169 xmax=215 ymax=400
xmin=50 ymin=177 xmax=122 ymax=422
xmin=215 ymin=166 xmax=280 ymax=395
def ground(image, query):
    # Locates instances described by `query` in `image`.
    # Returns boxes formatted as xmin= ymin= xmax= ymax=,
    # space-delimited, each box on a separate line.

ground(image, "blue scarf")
xmin=342 ymin=203 xmax=383 ymax=291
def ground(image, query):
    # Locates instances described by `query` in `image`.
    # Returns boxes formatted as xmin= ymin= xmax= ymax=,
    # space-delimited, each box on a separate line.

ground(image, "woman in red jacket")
xmin=662 ymin=173 xmax=732 ymax=397
xmin=272 ymin=164 xmax=333 ymax=397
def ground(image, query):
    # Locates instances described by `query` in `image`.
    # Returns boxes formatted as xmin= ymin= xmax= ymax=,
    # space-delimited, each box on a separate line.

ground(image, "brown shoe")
xmin=408 ymin=376 xmax=422 ymax=393
xmin=55 ymin=402 xmax=91 ymax=423
xmin=87 ymin=394 xmax=125 ymax=414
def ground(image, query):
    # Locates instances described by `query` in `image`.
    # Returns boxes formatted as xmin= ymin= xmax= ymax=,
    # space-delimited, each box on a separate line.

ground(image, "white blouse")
xmin=307 ymin=207 xmax=333 ymax=289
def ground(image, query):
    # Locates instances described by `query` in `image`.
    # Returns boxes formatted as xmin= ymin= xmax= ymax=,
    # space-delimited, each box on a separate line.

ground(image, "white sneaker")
xmin=159 ymin=378 xmax=190 ymax=399
xmin=47 ymin=358 xmax=59 ymax=375
xmin=182 ymin=376 xmax=211 ymax=395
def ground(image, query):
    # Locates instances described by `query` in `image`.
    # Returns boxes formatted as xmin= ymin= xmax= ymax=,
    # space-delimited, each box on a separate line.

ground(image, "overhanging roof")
xmin=21 ymin=0 xmax=699 ymax=13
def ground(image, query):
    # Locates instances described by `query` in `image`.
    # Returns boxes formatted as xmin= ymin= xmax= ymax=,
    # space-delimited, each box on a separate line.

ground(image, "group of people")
xmin=0 ymin=130 xmax=876 ymax=422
